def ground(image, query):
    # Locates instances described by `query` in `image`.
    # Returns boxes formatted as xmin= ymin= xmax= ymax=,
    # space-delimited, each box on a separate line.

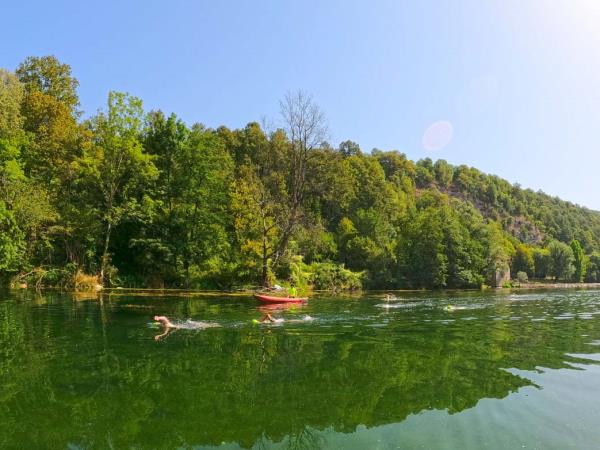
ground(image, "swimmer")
xmin=154 ymin=315 xmax=176 ymax=328
xmin=258 ymin=313 xmax=285 ymax=324
xmin=384 ymin=294 xmax=397 ymax=302
xmin=154 ymin=315 xmax=221 ymax=329
xmin=153 ymin=315 xmax=220 ymax=340
xmin=255 ymin=313 xmax=314 ymax=324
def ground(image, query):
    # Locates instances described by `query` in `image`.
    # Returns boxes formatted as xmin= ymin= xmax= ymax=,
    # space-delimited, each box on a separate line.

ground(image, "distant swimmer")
xmin=153 ymin=315 xmax=220 ymax=340
xmin=256 ymin=313 xmax=285 ymax=324
xmin=384 ymin=294 xmax=397 ymax=302
xmin=254 ymin=313 xmax=314 ymax=324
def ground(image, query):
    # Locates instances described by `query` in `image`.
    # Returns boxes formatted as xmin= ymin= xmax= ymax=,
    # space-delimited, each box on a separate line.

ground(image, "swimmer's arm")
xmin=259 ymin=314 xmax=276 ymax=323
xmin=154 ymin=327 xmax=175 ymax=341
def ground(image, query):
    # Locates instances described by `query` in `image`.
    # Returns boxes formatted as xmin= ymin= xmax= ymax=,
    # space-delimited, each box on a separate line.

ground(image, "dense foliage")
xmin=2 ymin=56 xmax=600 ymax=290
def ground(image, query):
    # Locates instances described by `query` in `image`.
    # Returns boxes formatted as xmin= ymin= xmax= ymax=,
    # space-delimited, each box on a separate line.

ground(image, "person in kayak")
xmin=153 ymin=315 xmax=221 ymax=340
xmin=288 ymin=284 xmax=298 ymax=298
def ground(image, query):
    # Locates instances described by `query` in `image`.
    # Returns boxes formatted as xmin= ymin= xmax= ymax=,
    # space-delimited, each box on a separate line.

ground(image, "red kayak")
xmin=254 ymin=294 xmax=307 ymax=304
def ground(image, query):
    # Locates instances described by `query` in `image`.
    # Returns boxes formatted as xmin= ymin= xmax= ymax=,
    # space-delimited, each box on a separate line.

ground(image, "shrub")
xmin=274 ymin=256 xmax=363 ymax=292
xmin=73 ymin=270 xmax=100 ymax=291
xmin=309 ymin=262 xmax=363 ymax=291
xmin=516 ymin=271 xmax=528 ymax=283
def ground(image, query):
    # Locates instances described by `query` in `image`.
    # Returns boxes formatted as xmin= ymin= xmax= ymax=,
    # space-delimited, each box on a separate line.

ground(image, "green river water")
xmin=1 ymin=289 xmax=600 ymax=449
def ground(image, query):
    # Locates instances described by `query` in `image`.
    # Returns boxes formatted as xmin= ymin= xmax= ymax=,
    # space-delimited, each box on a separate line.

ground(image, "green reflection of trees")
xmin=0 ymin=292 xmax=599 ymax=449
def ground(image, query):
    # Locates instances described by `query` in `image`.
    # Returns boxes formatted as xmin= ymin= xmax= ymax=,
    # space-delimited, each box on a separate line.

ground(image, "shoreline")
xmin=9 ymin=283 xmax=600 ymax=296
xmin=511 ymin=282 xmax=600 ymax=290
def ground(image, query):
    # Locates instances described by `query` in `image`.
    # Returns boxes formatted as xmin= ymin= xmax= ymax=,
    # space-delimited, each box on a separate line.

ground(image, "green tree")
xmin=547 ymin=241 xmax=575 ymax=281
xmin=0 ymin=67 xmax=58 ymax=272
xmin=16 ymin=56 xmax=80 ymax=111
xmin=337 ymin=140 xmax=361 ymax=157
xmin=0 ymin=202 xmax=25 ymax=274
xmin=482 ymin=221 xmax=514 ymax=285
xmin=585 ymin=253 xmax=600 ymax=282
xmin=86 ymin=92 xmax=157 ymax=285
xmin=415 ymin=158 xmax=435 ymax=188
xmin=0 ymin=70 xmax=24 ymax=139
xmin=227 ymin=123 xmax=290 ymax=285
xmin=398 ymin=194 xmax=448 ymax=288
xmin=434 ymin=159 xmax=453 ymax=189
xmin=232 ymin=92 xmax=330 ymax=286
xmin=444 ymin=199 xmax=486 ymax=287
xmin=177 ymin=124 xmax=233 ymax=287
xmin=570 ymin=239 xmax=586 ymax=282
xmin=276 ymin=90 xmax=328 ymax=269
xmin=121 ymin=112 xmax=234 ymax=287
xmin=16 ymin=56 xmax=81 ymax=184
xmin=231 ymin=163 xmax=284 ymax=285
xmin=512 ymin=244 xmax=535 ymax=278
xmin=532 ymin=248 xmax=550 ymax=279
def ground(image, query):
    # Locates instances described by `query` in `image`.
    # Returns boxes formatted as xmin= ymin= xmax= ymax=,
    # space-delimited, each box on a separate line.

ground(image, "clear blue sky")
xmin=3 ymin=0 xmax=600 ymax=209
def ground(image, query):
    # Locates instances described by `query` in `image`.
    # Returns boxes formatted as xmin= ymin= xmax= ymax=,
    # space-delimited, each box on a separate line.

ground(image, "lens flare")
xmin=422 ymin=120 xmax=454 ymax=151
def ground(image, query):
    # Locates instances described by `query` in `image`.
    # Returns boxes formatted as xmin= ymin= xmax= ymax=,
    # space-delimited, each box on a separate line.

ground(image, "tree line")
xmin=1 ymin=56 xmax=600 ymax=290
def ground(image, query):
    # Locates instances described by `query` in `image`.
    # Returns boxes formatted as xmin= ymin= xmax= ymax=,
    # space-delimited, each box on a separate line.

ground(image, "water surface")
xmin=1 ymin=289 xmax=600 ymax=449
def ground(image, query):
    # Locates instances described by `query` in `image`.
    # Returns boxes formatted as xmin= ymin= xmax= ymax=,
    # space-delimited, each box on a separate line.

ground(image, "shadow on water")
xmin=1 ymin=289 xmax=600 ymax=449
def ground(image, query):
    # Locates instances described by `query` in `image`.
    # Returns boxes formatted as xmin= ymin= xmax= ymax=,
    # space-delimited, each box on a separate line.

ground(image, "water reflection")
xmin=0 ymin=290 xmax=600 ymax=449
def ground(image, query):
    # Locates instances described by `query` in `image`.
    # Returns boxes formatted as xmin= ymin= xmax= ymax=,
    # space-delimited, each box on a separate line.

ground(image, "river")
xmin=1 ymin=289 xmax=599 ymax=449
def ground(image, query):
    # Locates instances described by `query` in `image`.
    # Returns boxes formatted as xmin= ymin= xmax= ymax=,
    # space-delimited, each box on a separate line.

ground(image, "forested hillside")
xmin=2 ymin=56 xmax=600 ymax=290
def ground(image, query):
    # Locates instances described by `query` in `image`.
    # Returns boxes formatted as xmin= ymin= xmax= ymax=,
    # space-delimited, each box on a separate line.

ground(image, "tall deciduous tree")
xmin=532 ymin=248 xmax=551 ymax=279
xmin=0 ymin=70 xmax=24 ymax=139
xmin=16 ymin=56 xmax=80 ymax=112
xmin=231 ymin=92 xmax=329 ymax=286
xmin=547 ymin=241 xmax=575 ymax=281
xmin=16 ymin=56 xmax=81 ymax=184
xmin=232 ymin=163 xmax=284 ymax=285
xmin=0 ymin=202 xmax=25 ymax=275
xmin=585 ymin=253 xmax=600 ymax=283
xmin=337 ymin=140 xmax=361 ymax=157
xmin=483 ymin=221 xmax=514 ymax=285
xmin=512 ymin=244 xmax=535 ymax=278
xmin=87 ymin=92 xmax=157 ymax=284
xmin=125 ymin=114 xmax=232 ymax=286
xmin=276 ymin=91 xmax=328 ymax=263
xmin=570 ymin=239 xmax=586 ymax=282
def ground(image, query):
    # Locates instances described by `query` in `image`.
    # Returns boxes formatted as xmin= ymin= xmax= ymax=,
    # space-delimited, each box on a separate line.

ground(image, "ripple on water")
xmin=375 ymin=302 xmax=421 ymax=309
xmin=507 ymin=294 xmax=547 ymax=302
xmin=443 ymin=303 xmax=488 ymax=311
xmin=554 ymin=314 xmax=574 ymax=320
